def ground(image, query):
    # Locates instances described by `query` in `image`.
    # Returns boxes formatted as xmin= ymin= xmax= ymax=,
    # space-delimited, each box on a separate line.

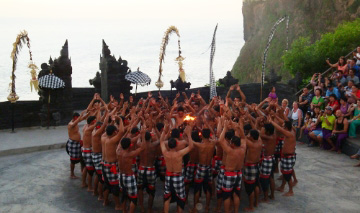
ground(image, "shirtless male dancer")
xmin=259 ymin=123 xmax=277 ymax=202
xmin=66 ymin=110 xmax=88 ymax=179
xmin=184 ymin=131 xmax=200 ymax=200
xmin=160 ymin=122 xmax=194 ymax=213
xmin=117 ymin=129 xmax=146 ymax=213
xmin=82 ymin=116 xmax=97 ymax=190
xmin=193 ymin=128 xmax=216 ymax=213
xmin=218 ymin=120 xmax=246 ymax=213
xmin=91 ymin=106 xmax=109 ymax=200
xmin=102 ymin=121 xmax=124 ymax=210
xmin=137 ymin=130 xmax=160 ymax=213
xmin=244 ymin=129 xmax=262 ymax=212
xmin=215 ymin=129 xmax=234 ymax=213
xmin=270 ymin=119 xmax=297 ymax=196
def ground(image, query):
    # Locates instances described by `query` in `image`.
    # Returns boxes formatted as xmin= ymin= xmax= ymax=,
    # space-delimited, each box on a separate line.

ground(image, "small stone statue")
xmin=89 ymin=71 xmax=102 ymax=93
xmin=265 ymin=68 xmax=282 ymax=85
xmin=219 ymin=71 xmax=238 ymax=88
xmin=288 ymin=72 xmax=303 ymax=91
xmin=170 ymin=76 xmax=191 ymax=92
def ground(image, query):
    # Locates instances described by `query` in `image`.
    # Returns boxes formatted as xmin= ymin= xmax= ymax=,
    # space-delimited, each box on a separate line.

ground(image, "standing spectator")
xmin=298 ymin=88 xmax=313 ymax=113
xmin=348 ymin=100 xmax=360 ymax=138
xmin=320 ymin=106 xmax=336 ymax=150
xmin=311 ymin=89 xmax=325 ymax=110
xmin=326 ymin=56 xmax=348 ymax=74
xmin=332 ymin=110 xmax=348 ymax=153
xmin=346 ymin=68 xmax=359 ymax=85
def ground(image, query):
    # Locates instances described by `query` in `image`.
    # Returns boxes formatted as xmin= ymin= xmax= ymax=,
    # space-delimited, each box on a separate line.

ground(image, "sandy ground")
xmin=1 ymin=143 xmax=360 ymax=213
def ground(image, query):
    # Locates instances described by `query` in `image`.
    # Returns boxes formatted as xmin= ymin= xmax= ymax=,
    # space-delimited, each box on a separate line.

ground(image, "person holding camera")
xmin=299 ymin=88 xmax=313 ymax=113
xmin=326 ymin=56 xmax=348 ymax=74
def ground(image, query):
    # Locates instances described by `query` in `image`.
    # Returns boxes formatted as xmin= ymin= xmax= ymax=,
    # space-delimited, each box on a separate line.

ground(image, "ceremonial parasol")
xmin=125 ymin=67 xmax=151 ymax=95
xmin=38 ymin=71 xmax=65 ymax=128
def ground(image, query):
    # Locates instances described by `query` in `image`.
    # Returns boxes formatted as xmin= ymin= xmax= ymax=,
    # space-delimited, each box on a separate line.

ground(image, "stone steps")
xmin=298 ymin=132 xmax=360 ymax=156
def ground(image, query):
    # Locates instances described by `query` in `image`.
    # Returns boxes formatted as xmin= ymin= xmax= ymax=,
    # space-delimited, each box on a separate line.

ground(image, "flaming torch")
xmin=183 ymin=114 xmax=196 ymax=122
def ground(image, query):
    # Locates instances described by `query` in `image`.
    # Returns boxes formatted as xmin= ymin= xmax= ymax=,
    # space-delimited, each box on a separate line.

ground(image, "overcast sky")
xmin=1 ymin=0 xmax=243 ymax=23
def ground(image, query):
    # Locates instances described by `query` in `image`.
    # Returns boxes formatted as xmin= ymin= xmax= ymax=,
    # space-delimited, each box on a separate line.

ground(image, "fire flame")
xmin=184 ymin=114 xmax=196 ymax=121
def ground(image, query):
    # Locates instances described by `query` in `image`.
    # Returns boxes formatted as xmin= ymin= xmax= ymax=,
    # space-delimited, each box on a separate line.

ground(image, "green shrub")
xmin=282 ymin=18 xmax=360 ymax=79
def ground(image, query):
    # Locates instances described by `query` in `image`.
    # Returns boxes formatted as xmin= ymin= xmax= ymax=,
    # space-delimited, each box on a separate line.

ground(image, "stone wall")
xmin=0 ymin=83 xmax=295 ymax=130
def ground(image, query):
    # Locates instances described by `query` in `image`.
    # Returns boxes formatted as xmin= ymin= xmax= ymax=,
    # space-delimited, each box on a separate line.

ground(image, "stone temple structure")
xmin=90 ymin=40 xmax=132 ymax=101
xmin=38 ymin=40 xmax=73 ymax=126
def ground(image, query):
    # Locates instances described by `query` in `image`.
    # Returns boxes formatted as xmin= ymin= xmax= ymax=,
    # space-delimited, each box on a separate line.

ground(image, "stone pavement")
xmin=0 ymin=122 xmax=86 ymax=157
xmin=1 ymin=144 xmax=360 ymax=212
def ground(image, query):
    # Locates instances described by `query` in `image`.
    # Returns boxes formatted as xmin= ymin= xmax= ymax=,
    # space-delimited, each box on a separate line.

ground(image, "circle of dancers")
xmin=66 ymin=85 xmax=297 ymax=213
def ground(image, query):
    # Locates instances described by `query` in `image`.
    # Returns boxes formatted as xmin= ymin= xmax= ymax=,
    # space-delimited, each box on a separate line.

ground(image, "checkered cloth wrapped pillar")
xmin=209 ymin=24 xmax=218 ymax=99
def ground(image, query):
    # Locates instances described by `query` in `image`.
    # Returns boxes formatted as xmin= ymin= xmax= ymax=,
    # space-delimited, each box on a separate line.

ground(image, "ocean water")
xmin=0 ymin=19 xmax=244 ymax=102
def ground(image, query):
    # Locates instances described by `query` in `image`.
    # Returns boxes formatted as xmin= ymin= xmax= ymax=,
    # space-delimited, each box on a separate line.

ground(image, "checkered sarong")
xmin=119 ymin=173 xmax=138 ymax=199
xmin=156 ymin=156 xmax=166 ymax=176
xmin=164 ymin=171 xmax=186 ymax=202
xmin=66 ymin=139 xmax=81 ymax=160
xmin=243 ymin=163 xmax=259 ymax=184
xmin=102 ymin=161 xmax=119 ymax=185
xmin=275 ymin=137 xmax=284 ymax=155
xmin=281 ymin=153 xmax=296 ymax=174
xmin=82 ymin=147 xmax=94 ymax=171
xmin=221 ymin=170 xmax=242 ymax=194
xmin=212 ymin=156 xmax=222 ymax=175
xmin=137 ymin=166 xmax=156 ymax=190
xmin=184 ymin=162 xmax=197 ymax=183
xmin=194 ymin=164 xmax=213 ymax=184
xmin=132 ymin=158 xmax=138 ymax=176
xmin=259 ymin=155 xmax=274 ymax=179
xmin=91 ymin=152 xmax=102 ymax=174
xmin=216 ymin=166 xmax=225 ymax=197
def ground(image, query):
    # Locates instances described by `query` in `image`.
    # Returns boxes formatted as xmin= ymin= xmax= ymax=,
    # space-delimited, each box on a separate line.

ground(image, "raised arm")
xmin=218 ymin=119 xmax=232 ymax=153
xmin=110 ymin=118 xmax=124 ymax=143
xmin=269 ymin=117 xmax=292 ymax=137
xmin=159 ymin=121 xmax=170 ymax=154
xmin=236 ymin=84 xmax=246 ymax=103
xmin=178 ymin=124 xmax=194 ymax=156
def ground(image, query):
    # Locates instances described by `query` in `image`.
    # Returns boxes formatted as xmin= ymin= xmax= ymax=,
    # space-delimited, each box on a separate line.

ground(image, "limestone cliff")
xmin=232 ymin=0 xmax=360 ymax=83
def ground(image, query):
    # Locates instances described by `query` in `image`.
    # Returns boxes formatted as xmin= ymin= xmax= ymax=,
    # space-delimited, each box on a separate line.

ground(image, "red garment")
xmin=328 ymin=100 xmax=340 ymax=112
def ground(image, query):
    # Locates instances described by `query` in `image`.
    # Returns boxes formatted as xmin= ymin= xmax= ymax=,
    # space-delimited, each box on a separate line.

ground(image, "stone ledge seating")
xmin=298 ymin=128 xmax=360 ymax=156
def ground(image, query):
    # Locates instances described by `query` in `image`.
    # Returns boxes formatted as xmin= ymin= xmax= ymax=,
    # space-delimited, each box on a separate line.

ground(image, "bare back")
xmin=224 ymin=147 xmax=245 ymax=171
xmin=104 ymin=137 xmax=119 ymax=163
xmin=92 ymin=129 xmax=103 ymax=153
xmin=245 ymin=138 xmax=263 ymax=163
xmin=118 ymin=149 xmax=135 ymax=175
xmin=139 ymin=141 xmax=159 ymax=167
xmin=83 ymin=124 xmax=94 ymax=148
xmin=163 ymin=150 xmax=184 ymax=173
xmin=261 ymin=134 xmax=277 ymax=156
xmin=195 ymin=139 xmax=216 ymax=165
xmin=282 ymin=129 xmax=296 ymax=154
